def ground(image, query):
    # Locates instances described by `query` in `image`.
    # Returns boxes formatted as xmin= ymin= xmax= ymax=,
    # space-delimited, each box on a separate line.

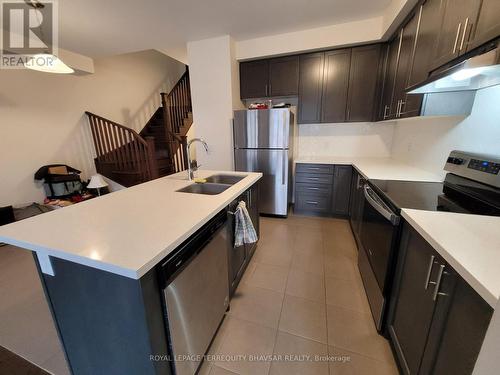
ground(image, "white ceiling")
xmin=57 ymin=0 xmax=392 ymax=62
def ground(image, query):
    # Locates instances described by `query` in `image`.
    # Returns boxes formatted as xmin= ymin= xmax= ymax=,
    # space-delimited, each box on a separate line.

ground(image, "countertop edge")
xmin=401 ymin=209 xmax=498 ymax=308
xmin=294 ymin=158 xmax=443 ymax=182
xmin=0 ymin=173 xmax=262 ymax=280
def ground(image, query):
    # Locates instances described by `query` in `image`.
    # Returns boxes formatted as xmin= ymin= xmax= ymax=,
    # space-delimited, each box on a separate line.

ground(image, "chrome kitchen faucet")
xmin=187 ymin=138 xmax=209 ymax=180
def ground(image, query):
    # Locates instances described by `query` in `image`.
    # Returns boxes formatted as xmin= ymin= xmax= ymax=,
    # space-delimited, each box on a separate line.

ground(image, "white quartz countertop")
xmin=402 ymin=209 xmax=500 ymax=307
xmin=0 ymin=171 xmax=262 ymax=279
xmin=295 ymin=156 xmax=443 ymax=182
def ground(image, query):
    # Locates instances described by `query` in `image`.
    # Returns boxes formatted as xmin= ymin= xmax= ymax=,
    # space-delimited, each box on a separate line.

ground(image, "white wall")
xmin=391 ymin=85 xmax=500 ymax=177
xmin=298 ymin=122 xmax=395 ymax=158
xmin=0 ymin=50 xmax=185 ymax=206
xmin=236 ymin=17 xmax=384 ymax=60
xmin=235 ymin=0 xmax=415 ymax=60
xmin=187 ymin=35 xmax=243 ymax=171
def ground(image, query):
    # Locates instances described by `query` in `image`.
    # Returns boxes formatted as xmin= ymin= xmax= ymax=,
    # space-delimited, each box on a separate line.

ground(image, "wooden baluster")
xmin=88 ymin=115 xmax=101 ymax=159
xmin=180 ymin=136 xmax=188 ymax=171
xmin=117 ymin=128 xmax=125 ymax=171
xmin=103 ymin=120 xmax=113 ymax=163
xmin=97 ymin=119 xmax=107 ymax=162
xmin=125 ymin=132 xmax=132 ymax=171
xmin=109 ymin=123 xmax=118 ymax=166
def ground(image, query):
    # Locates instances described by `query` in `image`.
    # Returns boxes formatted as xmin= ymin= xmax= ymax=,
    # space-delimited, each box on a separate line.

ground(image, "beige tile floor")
xmin=0 ymin=245 xmax=70 ymax=375
xmin=200 ymin=214 xmax=399 ymax=375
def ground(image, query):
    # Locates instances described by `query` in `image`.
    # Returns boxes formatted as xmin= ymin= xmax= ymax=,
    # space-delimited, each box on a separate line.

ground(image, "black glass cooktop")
xmin=369 ymin=179 xmax=444 ymax=212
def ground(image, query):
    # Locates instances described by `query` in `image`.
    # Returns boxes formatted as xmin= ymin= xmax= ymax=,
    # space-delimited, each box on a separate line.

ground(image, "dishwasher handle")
xmin=363 ymin=184 xmax=400 ymax=226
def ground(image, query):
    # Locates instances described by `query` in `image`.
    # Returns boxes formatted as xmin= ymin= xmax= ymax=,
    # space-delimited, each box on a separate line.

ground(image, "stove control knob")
xmin=447 ymin=157 xmax=464 ymax=165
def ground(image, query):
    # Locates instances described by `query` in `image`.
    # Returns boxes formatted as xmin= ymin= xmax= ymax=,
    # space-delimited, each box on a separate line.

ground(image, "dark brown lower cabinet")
xmin=388 ymin=223 xmax=493 ymax=375
xmin=332 ymin=166 xmax=352 ymax=215
xmin=228 ymin=184 xmax=259 ymax=297
xmin=294 ymin=164 xmax=352 ymax=217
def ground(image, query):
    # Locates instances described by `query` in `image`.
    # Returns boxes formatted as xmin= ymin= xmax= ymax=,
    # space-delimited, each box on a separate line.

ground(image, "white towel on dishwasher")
xmin=234 ymin=201 xmax=258 ymax=247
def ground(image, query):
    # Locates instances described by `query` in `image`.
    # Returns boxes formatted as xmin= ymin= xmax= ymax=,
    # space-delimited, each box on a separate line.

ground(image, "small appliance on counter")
xmin=358 ymin=150 xmax=500 ymax=333
xmin=233 ymin=108 xmax=295 ymax=216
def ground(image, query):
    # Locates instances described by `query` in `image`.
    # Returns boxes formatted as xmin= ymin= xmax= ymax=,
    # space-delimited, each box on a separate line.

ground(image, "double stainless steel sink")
xmin=176 ymin=174 xmax=246 ymax=195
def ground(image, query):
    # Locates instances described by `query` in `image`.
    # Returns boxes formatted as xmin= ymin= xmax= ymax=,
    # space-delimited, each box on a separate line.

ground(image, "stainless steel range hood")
xmin=408 ymin=45 xmax=500 ymax=94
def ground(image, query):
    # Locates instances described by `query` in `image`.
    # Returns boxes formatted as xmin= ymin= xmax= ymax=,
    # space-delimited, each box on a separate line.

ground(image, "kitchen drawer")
xmin=296 ymin=163 xmax=334 ymax=175
xmin=295 ymin=193 xmax=331 ymax=213
xmin=295 ymin=183 xmax=332 ymax=196
xmin=295 ymin=173 xmax=333 ymax=185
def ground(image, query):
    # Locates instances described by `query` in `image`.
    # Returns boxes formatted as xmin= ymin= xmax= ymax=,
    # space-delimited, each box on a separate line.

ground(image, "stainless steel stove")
xmin=358 ymin=151 xmax=500 ymax=333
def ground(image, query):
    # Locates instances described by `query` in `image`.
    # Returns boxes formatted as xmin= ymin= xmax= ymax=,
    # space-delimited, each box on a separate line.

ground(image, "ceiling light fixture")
xmin=22 ymin=0 xmax=74 ymax=74
xmin=24 ymin=53 xmax=74 ymax=74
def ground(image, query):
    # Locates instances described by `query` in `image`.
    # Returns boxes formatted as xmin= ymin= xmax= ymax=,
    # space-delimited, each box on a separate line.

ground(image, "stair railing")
xmin=161 ymin=69 xmax=191 ymax=172
xmin=86 ymin=112 xmax=159 ymax=182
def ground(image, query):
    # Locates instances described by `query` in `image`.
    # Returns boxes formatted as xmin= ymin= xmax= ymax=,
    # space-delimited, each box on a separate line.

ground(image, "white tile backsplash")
xmin=391 ymin=85 xmax=500 ymax=177
xmin=297 ymin=122 xmax=395 ymax=158
xmin=297 ymin=85 xmax=500 ymax=176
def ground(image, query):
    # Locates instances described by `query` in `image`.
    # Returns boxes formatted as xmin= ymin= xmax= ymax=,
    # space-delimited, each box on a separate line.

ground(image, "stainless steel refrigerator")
xmin=233 ymin=108 xmax=294 ymax=217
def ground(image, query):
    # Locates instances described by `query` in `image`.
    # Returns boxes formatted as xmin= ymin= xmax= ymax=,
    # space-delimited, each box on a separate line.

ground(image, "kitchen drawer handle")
xmin=307 ymin=167 xmax=321 ymax=170
xmin=306 ymin=201 xmax=319 ymax=205
xmin=306 ymin=177 xmax=320 ymax=181
xmin=398 ymin=101 xmax=405 ymax=117
xmin=433 ymin=264 xmax=446 ymax=301
xmin=306 ymin=187 xmax=320 ymax=190
xmin=383 ymin=105 xmax=390 ymax=119
xmin=459 ymin=17 xmax=469 ymax=51
xmin=424 ymin=255 xmax=435 ymax=290
xmin=453 ymin=22 xmax=462 ymax=54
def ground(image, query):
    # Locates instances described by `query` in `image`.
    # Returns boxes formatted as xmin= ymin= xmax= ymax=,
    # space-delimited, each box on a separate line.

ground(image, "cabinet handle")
xmin=307 ymin=167 xmax=320 ymax=170
xmin=306 ymin=177 xmax=319 ymax=181
xmin=307 ymin=187 xmax=320 ymax=190
xmin=306 ymin=201 xmax=319 ymax=205
xmin=453 ymin=22 xmax=462 ymax=54
xmin=282 ymin=151 xmax=286 ymax=185
xmin=459 ymin=18 xmax=469 ymax=51
xmin=399 ymin=101 xmax=406 ymax=117
xmin=265 ymin=84 xmax=269 ymax=96
xmin=424 ymin=255 xmax=435 ymax=290
xmin=432 ymin=264 xmax=446 ymax=301
xmin=269 ymin=83 xmax=272 ymax=96
xmin=383 ymin=105 xmax=390 ymax=120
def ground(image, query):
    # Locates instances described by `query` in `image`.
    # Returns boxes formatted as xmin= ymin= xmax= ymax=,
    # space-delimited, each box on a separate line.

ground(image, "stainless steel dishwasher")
xmin=159 ymin=210 xmax=229 ymax=375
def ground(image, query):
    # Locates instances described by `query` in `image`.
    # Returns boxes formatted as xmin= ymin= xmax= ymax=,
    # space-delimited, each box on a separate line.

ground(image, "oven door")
xmin=359 ymin=184 xmax=400 ymax=331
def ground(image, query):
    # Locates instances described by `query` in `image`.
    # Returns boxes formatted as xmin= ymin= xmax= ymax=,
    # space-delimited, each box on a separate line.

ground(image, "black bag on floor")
xmin=34 ymin=164 xmax=83 ymax=199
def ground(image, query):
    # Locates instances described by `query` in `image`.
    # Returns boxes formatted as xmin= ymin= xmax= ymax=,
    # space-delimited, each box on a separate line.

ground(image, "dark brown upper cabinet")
xmin=269 ymin=56 xmax=299 ymax=97
xmin=240 ymin=60 xmax=269 ymax=99
xmin=299 ymin=46 xmax=382 ymax=124
xmin=466 ymin=0 xmax=500 ymax=52
xmin=407 ymin=0 xmax=443 ymax=88
xmin=240 ymin=56 xmax=299 ymax=99
xmin=430 ymin=0 xmax=481 ymax=71
xmin=379 ymin=33 xmax=402 ymax=120
xmin=396 ymin=11 xmax=422 ymax=118
xmin=346 ymin=44 xmax=382 ymax=122
xmin=321 ymin=49 xmax=351 ymax=123
xmin=298 ymin=52 xmax=325 ymax=123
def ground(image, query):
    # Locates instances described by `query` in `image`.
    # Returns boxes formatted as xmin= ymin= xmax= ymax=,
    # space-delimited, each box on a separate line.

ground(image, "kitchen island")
xmin=0 ymin=170 xmax=262 ymax=375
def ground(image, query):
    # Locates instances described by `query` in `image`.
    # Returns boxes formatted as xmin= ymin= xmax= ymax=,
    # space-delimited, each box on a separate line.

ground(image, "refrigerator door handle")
xmin=282 ymin=152 xmax=286 ymax=185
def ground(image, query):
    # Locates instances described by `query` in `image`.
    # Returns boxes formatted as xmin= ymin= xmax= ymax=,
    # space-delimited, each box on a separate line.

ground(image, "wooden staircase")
xmin=86 ymin=69 xmax=193 ymax=187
